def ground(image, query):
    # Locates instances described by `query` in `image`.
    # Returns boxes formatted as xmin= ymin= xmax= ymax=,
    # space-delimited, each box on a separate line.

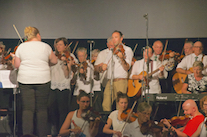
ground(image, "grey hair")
xmin=76 ymin=47 xmax=87 ymax=55
xmin=92 ymin=49 xmax=100 ymax=56
xmin=137 ymin=102 xmax=152 ymax=112
xmin=107 ymin=37 xmax=113 ymax=43
xmin=185 ymin=41 xmax=194 ymax=47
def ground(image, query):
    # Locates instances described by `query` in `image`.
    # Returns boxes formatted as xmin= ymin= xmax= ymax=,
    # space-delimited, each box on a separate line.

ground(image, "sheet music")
xmin=0 ymin=70 xmax=16 ymax=88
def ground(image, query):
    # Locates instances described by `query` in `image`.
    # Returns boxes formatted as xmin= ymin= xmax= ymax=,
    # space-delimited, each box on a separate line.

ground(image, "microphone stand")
xmin=110 ymin=48 xmax=114 ymax=111
xmin=143 ymin=13 xmax=150 ymax=104
xmin=88 ymin=40 xmax=95 ymax=107
xmin=141 ymin=47 xmax=146 ymax=102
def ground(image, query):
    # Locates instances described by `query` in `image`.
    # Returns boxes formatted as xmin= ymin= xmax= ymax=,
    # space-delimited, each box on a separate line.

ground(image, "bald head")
xmin=182 ymin=99 xmax=199 ymax=116
xmin=193 ymin=41 xmax=203 ymax=56
xmin=152 ymin=40 xmax=163 ymax=55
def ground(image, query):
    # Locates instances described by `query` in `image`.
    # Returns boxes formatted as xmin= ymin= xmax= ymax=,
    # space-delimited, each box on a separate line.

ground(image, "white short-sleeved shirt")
xmin=123 ymin=118 xmax=152 ymax=137
xmin=95 ymin=44 xmax=133 ymax=79
xmin=130 ymin=59 xmax=167 ymax=94
xmin=108 ymin=110 xmax=126 ymax=137
xmin=15 ymin=41 xmax=52 ymax=84
xmin=177 ymin=53 xmax=207 ymax=75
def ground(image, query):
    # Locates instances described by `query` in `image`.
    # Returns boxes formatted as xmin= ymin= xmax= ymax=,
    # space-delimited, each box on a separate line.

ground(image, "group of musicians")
xmin=0 ymin=26 xmax=207 ymax=137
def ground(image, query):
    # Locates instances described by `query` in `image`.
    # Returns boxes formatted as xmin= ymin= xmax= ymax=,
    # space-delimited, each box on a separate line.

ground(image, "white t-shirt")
xmin=108 ymin=110 xmax=126 ymax=137
xmin=15 ymin=41 xmax=52 ymax=84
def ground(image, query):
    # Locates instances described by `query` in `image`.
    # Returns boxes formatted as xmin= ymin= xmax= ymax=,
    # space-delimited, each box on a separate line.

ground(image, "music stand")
xmin=0 ymin=70 xmax=18 ymax=137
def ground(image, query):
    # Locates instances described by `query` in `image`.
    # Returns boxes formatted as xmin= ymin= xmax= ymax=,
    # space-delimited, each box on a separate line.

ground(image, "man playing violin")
xmin=176 ymin=41 xmax=207 ymax=75
xmin=123 ymin=102 xmax=153 ymax=137
xmin=70 ymin=47 xmax=94 ymax=111
xmin=59 ymin=90 xmax=100 ymax=137
xmin=151 ymin=40 xmax=175 ymax=70
xmin=94 ymin=30 xmax=133 ymax=111
xmin=162 ymin=99 xmax=205 ymax=137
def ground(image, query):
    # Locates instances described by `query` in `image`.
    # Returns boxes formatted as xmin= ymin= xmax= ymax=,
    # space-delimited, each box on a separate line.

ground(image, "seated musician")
xmin=59 ymin=90 xmax=100 ymax=137
xmin=122 ymin=102 xmax=153 ymax=137
xmin=130 ymin=46 xmax=167 ymax=94
xmin=162 ymin=99 xmax=205 ymax=137
xmin=176 ymin=41 xmax=207 ymax=75
xmin=191 ymin=96 xmax=207 ymax=136
xmin=103 ymin=91 xmax=129 ymax=137
xmin=181 ymin=61 xmax=207 ymax=94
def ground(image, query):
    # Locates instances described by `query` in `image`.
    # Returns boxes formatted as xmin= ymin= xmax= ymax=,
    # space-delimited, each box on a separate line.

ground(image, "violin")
xmin=56 ymin=50 xmax=74 ymax=63
xmin=71 ymin=61 xmax=89 ymax=85
xmin=140 ymin=120 xmax=164 ymax=135
xmin=120 ymin=109 xmax=138 ymax=123
xmin=159 ymin=50 xmax=180 ymax=61
xmin=81 ymin=107 xmax=100 ymax=121
xmin=113 ymin=44 xmax=126 ymax=58
xmin=169 ymin=115 xmax=190 ymax=127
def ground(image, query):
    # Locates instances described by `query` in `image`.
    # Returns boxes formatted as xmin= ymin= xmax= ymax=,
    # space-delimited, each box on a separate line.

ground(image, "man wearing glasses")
xmin=176 ymin=41 xmax=207 ymax=75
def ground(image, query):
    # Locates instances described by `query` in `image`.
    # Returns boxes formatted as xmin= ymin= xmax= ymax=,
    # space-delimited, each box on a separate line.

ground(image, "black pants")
xmin=48 ymin=89 xmax=70 ymax=133
xmin=19 ymin=82 xmax=50 ymax=137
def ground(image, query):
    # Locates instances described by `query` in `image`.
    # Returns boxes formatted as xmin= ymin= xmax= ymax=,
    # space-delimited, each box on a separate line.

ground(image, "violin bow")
xmin=72 ymin=41 xmax=79 ymax=54
xmin=161 ymin=40 xmax=169 ymax=63
xmin=133 ymin=44 xmax=138 ymax=53
xmin=13 ymin=24 xmax=23 ymax=43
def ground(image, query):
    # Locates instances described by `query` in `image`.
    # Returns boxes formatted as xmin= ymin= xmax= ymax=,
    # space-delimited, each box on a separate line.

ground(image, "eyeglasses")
xmin=193 ymin=46 xmax=202 ymax=49
xmin=80 ymin=101 xmax=90 ymax=103
xmin=141 ymin=112 xmax=151 ymax=116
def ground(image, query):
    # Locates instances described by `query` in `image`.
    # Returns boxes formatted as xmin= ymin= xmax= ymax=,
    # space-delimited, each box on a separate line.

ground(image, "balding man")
xmin=130 ymin=47 xmax=166 ymax=94
xmin=162 ymin=99 xmax=204 ymax=137
xmin=152 ymin=40 xmax=175 ymax=71
xmin=176 ymin=41 xmax=207 ymax=75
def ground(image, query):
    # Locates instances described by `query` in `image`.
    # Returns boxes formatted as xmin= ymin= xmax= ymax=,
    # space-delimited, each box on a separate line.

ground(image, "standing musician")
xmin=49 ymin=37 xmax=78 ymax=135
xmin=11 ymin=26 xmax=57 ymax=136
xmin=151 ymin=40 xmax=175 ymax=71
xmin=122 ymin=102 xmax=153 ymax=137
xmin=130 ymin=47 xmax=166 ymax=94
xmin=94 ymin=30 xmax=133 ymax=111
xmin=183 ymin=41 xmax=193 ymax=56
xmin=59 ymin=90 xmax=100 ymax=137
xmin=181 ymin=61 xmax=207 ymax=94
xmin=70 ymin=47 xmax=94 ymax=111
xmin=91 ymin=49 xmax=103 ymax=112
xmin=162 ymin=99 xmax=205 ymax=137
xmin=0 ymin=41 xmax=5 ymax=64
xmin=176 ymin=41 xmax=207 ymax=75
xmin=103 ymin=91 xmax=129 ymax=137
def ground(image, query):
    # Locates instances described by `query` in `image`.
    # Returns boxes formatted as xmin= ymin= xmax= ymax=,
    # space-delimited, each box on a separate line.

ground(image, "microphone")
xmin=87 ymin=40 xmax=95 ymax=43
xmin=143 ymin=13 xmax=148 ymax=19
